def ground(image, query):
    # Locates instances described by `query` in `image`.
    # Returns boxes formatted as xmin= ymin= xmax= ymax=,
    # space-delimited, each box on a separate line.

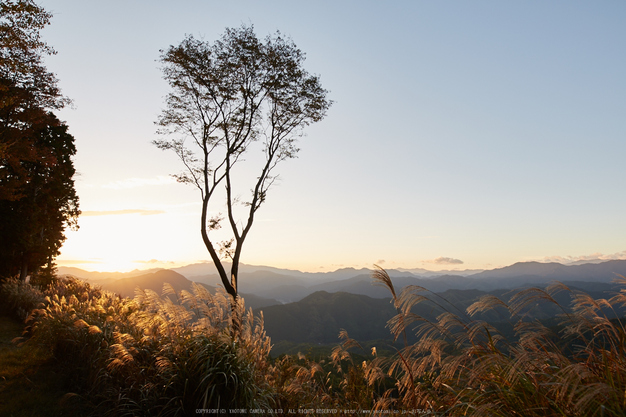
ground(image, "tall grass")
xmin=0 ymin=276 xmax=46 ymax=320
xmin=2 ymin=276 xmax=274 ymax=415
xmin=366 ymin=267 xmax=626 ymax=416
xmin=4 ymin=269 xmax=626 ymax=415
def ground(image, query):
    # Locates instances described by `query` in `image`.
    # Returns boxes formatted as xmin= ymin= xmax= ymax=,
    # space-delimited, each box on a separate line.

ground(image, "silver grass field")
xmin=2 ymin=268 xmax=626 ymax=416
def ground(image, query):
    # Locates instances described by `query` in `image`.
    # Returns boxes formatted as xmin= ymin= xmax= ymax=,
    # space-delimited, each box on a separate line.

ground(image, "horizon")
xmin=57 ymin=259 xmax=480 ymax=275
xmin=38 ymin=1 xmax=626 ymax=274
xmin=55 ymin=250 xmax=626 ymax=274
xmin=56 ymin=255 xmax=626 ymax=276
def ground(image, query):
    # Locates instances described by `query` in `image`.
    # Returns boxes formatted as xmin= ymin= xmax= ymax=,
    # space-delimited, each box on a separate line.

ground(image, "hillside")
xmin=258 ymin=291 xmax=397 ymax=344
xmin=62 ymin=269 xmax=280 ymax=310
xmin=101 ymin=270 xmax=197 ymax=298
xmin=257 ymin=282 xmax=625 ymax=350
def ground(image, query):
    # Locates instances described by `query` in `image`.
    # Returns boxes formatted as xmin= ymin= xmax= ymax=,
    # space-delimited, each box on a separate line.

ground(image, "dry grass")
xmin=364 ymin=267 xmax=626 ymax=416
xmin=4 ymin=269 xmax=626 ymax=416
xmin=1 ymin=276 xmax=274 ymax=415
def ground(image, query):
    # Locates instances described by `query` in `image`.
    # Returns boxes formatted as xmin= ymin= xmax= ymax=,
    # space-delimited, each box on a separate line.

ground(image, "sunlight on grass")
xmin=3 ymin=271 xmax=626 ymax=415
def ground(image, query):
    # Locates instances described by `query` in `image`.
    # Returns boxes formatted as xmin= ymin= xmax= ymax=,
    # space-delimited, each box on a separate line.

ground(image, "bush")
xmin=0 ymin=276 xmax=45 ymax=320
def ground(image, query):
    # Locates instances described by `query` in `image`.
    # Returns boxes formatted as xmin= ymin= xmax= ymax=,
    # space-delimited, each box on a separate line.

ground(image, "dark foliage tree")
xmin=0 ymin=0 xmax=67 ymax=109
xmin=0 ymin=109 xmax=79 ymax=281
xmin=0 ymin=0 xmax=69 ymax=201
xmin=0 ymin=0 xmax=79 ymax=281
xmin=155 ymin=26 xmax=331 ymax=310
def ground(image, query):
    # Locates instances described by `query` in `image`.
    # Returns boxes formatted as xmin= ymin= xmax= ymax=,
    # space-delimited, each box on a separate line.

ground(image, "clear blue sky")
xmin=40 ymin=1 xmax=626 ymax=272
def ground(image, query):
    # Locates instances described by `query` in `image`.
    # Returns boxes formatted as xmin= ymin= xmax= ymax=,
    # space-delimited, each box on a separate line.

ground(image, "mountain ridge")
xmin=58 ymin=259 xmax=626 ymax=304
xmin=60 ymin=269 xmax=279 ymax=310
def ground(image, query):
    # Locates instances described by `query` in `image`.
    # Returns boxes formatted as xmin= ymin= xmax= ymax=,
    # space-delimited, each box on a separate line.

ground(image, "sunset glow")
xmin=42 ymin=1 xmax=626 ymax=273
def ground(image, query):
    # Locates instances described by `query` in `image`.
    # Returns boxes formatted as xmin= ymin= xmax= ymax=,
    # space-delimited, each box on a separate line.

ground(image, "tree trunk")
xmin=19 ymin=261 xmax=28 ymax=282
xmin=230 ymin=292 xmax=240 ymax=340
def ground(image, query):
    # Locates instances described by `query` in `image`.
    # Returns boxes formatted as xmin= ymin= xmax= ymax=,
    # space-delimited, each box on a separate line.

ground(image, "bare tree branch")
xmin=155 ymin=25 xmax=332 ymax=320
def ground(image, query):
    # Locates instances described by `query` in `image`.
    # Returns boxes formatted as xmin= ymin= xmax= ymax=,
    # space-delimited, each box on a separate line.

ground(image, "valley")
xmin=57 ymin=259 xmax=626 ymax=355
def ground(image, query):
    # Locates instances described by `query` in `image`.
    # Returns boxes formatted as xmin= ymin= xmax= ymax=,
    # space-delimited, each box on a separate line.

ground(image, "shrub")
xmin=0 ymin=276 xmax=45 ymax=320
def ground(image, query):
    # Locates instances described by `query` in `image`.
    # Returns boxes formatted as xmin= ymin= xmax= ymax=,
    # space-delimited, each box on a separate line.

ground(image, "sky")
xmin=38 ymin=0 xmax=626 ymax=273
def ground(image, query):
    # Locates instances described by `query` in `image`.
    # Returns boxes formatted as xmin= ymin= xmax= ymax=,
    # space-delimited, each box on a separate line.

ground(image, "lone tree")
xmin=0 ymin=0 xmax=79 ymax=282
xmin=155 ymin=25 xmax=331 ymax=309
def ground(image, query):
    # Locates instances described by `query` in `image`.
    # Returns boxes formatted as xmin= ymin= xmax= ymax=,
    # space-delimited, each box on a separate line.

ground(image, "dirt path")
xmin=0 ymin=314 xmax=89 ymax=416
xmin=0 ymin=315 xmax=22 ymax=355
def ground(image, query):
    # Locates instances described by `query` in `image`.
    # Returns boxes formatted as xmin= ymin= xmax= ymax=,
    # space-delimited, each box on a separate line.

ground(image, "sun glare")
xmin=57 ymin=212 xmax=203 ymax=272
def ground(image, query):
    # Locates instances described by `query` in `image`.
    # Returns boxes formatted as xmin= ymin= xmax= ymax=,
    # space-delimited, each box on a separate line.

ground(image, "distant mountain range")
xmin=471 ymin=260 xmax=626 ymax=281
xmin=260 ymin=282 xmax=623 ymax=342
xmin=58 ymin=259 xmax=626 ymax=351
xmin=58 ymin=259 xmax=626 ymax=304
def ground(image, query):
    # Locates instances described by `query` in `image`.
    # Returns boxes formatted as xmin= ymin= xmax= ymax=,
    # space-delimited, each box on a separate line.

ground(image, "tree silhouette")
xmin=0 ymin=109 xmax=79 ymax=281
xmin=155 ymin=25 xmax=331 ymax=313
xmin=0 ymin=1 xmax=79 ymax=281
xmin=0 ymin=0 xmax=67 ymax=110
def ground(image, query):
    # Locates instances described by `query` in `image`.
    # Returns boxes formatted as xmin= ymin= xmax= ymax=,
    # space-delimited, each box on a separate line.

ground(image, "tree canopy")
xmin=0 ymin=110 xmax=79 ymax=280
xmin=0 ymin=0 xmax=67 ymax=109
xmin=0 ymin=0 xmax=69 ymax=200
xmin=0 ymin=0 xmax=79 ymax=281
xmin=155 ymin=25 xmax=331 ymax=303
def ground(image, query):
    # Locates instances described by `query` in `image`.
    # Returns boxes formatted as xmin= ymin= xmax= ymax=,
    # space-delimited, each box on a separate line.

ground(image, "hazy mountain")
xmin=189 ymin=270 xmax=479 ymax=302
xmin=59 ymin=259 xmax=626 ymax=305
xmin=306 ymin=273 xmax=488 ymax=298
xmin=395 ymin=267 xmax=485 ymax=277
xmin=57 ymin=266 xmax=164 ymax=281
xmin=60 ymin=269 xmax=279 ymax=309
xmin=470 ymin=260 xmax=626 ymax=284
xmin=470 ymin=262 xmax=566 ymax=279
xmin=189 ymin=271 xmax=310 ymax=303
xmin=100 ymin=270 xmax=196 ymax=298
xmin=174 ymin=262 xmax=336 ymax=282
xmin=176 ymin=260 xmax=489 ymax=282
xmin=191 ymin=270 xmax=307 ymax=288
xmin=56 ymin=260 xmax=626 ymax=351
xmin=565 ymin=258 xmax=609 ymax=266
